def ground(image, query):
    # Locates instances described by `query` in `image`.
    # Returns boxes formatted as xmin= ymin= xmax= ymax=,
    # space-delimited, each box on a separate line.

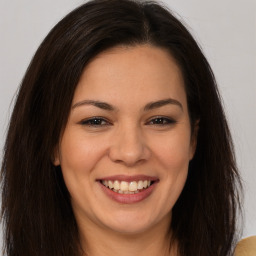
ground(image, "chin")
xmin=99 ymin=211 xmax=163 ymax=235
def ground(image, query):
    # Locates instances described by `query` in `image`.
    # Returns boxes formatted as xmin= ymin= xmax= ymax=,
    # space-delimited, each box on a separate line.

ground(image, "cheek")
xmin=152 ymin=129 xmax=192 ymax=170
xmin=160 ymin=143 xmax=189 ymax=190
xmin=147 ymin=132 xmax=191 ymax=215
xmin=59 ymin=132 xmax=107 ymax=192
xmin=152 ymin=129 xmax=191 ymax=194
xmin=60 ymin=131 xmax=104 ymax=170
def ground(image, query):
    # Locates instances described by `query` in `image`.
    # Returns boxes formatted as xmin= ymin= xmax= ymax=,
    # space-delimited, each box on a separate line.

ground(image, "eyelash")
xmin=146 ymin=116 xmax=176 ymax=126
xmin=79 ymin=117 xmax=111 ymax=127
xmin=79 ymin=116 xmax=176 ymax=127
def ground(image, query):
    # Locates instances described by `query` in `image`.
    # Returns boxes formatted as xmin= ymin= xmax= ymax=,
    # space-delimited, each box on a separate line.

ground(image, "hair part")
xmin=1 ymin=0 xmax=242 ymax=255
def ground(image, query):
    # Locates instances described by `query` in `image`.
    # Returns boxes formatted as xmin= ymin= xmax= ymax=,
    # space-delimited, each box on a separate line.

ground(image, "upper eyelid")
xmin=78 ymin=116 xmax=176 ymax=125
xmin=79 ymin=116 xmax=111 ymax=124
xmin=146 ymin=116 xmax=176 ymax=122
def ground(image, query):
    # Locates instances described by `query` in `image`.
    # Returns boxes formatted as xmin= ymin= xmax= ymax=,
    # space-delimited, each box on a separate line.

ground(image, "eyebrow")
xmin=144 ymin=98 xmax=183 ymax=111
xmin=72 ymin=98 xmax=183 ymax=111
xmin=72 ymin=100 xmax=115 ymax=111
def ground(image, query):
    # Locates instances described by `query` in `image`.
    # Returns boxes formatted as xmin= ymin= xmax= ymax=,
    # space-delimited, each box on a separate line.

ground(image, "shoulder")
xmin=235 ymin=236 xmax=256 ymax=256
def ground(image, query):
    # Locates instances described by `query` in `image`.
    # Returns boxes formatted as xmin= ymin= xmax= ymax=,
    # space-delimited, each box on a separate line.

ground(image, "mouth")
xmin=100 ymin=179 xmax=154 ymax=194
xmin=97 ymin=175 xmax=158 ymax=204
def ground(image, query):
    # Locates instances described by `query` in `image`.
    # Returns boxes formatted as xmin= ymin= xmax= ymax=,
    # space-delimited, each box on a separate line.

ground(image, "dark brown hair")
xmin=1 ymin=0 xmax=242 ymax=255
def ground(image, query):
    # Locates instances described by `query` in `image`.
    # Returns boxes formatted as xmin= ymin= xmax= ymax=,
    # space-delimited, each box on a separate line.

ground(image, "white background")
xmin=0 ymin=0 xmax=255 ymax=248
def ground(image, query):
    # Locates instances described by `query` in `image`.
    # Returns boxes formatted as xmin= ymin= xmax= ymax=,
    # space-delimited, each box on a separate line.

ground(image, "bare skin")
xmin=78 ymin=211 xmax=177 ymax=256
xmin=55 ymin=45 xmax=196 ymax=256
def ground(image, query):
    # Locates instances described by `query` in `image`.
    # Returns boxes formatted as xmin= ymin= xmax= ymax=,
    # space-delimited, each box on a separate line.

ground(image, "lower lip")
xmin=98 ymin=181 xmax=157 ymax=204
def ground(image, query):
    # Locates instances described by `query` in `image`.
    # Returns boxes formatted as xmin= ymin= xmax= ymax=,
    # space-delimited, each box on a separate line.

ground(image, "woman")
xmin=1 ymin=0 xmax=242 ymax=255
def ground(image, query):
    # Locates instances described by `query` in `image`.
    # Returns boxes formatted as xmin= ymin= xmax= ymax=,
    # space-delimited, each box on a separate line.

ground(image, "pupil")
xmin=93 ymin=119 xmax=101 ymax=124
xmin=155 ymin=118 xmax=163 ymax=124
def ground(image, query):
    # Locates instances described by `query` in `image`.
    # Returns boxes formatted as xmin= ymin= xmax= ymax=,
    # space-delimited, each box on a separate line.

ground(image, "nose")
xmin=108 ymin=125 xmax=151 ymax=167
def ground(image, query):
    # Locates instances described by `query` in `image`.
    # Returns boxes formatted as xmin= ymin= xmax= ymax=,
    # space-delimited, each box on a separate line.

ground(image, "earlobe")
xmin=53 ymin=157 xmax=60 ymax=166
xmin=189 ymin=119 xmax=200 ymax=160
xmin=52 ymin=147 xmax=61 ymax=166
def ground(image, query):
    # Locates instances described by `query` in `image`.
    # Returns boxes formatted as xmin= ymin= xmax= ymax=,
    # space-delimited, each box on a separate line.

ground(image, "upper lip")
xmin=97 ymin=175 xmax=159 ymax=182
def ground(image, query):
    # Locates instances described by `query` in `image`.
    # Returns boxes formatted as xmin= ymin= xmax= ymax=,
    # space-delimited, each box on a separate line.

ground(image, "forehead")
xmin=73 ymin=45 xmax=187 ymax=110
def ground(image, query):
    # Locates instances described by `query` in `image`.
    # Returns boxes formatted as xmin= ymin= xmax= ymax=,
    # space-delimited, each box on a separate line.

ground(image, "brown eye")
xmin=148 ymin=117 xmax=176 ymax=125
xmin=80 ymin=117 xmax=110 ymax=127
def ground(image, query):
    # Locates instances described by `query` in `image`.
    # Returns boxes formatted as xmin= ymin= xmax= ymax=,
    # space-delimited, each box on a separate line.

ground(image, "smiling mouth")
xmin=100 ymin=180 xmax=154 ymax=194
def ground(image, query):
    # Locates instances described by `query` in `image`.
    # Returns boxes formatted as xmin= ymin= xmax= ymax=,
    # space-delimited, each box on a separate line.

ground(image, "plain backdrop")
xmin=0 ymin=0 xmax=255 ymax=249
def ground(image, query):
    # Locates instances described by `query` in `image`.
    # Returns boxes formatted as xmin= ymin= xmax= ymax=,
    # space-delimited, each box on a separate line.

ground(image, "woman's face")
xmin=55 ymin=45 xmax=197 ymax=235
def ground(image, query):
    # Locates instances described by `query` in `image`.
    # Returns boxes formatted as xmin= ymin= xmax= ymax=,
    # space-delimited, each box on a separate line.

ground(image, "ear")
xmin=52 ymin=146 xmax=61 ymax=166
xmin=189 ymin=119 xmax=200 ymax=160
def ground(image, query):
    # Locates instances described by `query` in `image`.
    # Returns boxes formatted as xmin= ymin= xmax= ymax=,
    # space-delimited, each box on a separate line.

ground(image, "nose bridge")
xmin=109 ymin=122 xmax=150 ymax=166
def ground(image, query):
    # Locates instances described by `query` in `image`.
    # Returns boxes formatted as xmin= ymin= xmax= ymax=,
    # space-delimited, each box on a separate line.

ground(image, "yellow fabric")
xmin=235 ymin=236 xmax=256 ymax=256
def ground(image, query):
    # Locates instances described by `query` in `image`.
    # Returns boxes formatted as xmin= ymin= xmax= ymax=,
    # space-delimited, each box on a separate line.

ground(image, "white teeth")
xmin=108 ymin=180 xmax=114 ymax=189
xmin=102 ymin=179 xmax=153 ymax=193
xmin=113 ymin=180 xmax=120 ymax=190
xmin=120 ymin=181 xmax=129 ymax=191
xmin=129 ymin=181 xmax=137 ymax=192
xmin=137 ymin=180 xmax=144 ymax=189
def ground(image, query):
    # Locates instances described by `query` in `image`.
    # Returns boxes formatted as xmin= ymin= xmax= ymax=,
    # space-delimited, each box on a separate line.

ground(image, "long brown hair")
xmin=1 ymin=0 xmax=242 ymax=255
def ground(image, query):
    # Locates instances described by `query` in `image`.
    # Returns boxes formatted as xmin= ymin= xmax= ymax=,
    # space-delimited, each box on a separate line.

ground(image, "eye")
xmin=79 ymin=117 xmax=111 ymax=127
xmin=147 ymin=116 xmax=176 ymax=126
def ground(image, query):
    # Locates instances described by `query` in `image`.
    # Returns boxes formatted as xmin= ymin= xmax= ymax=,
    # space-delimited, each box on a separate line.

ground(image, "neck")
xmin=78 ymin=214 xmax=177 ymax=256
